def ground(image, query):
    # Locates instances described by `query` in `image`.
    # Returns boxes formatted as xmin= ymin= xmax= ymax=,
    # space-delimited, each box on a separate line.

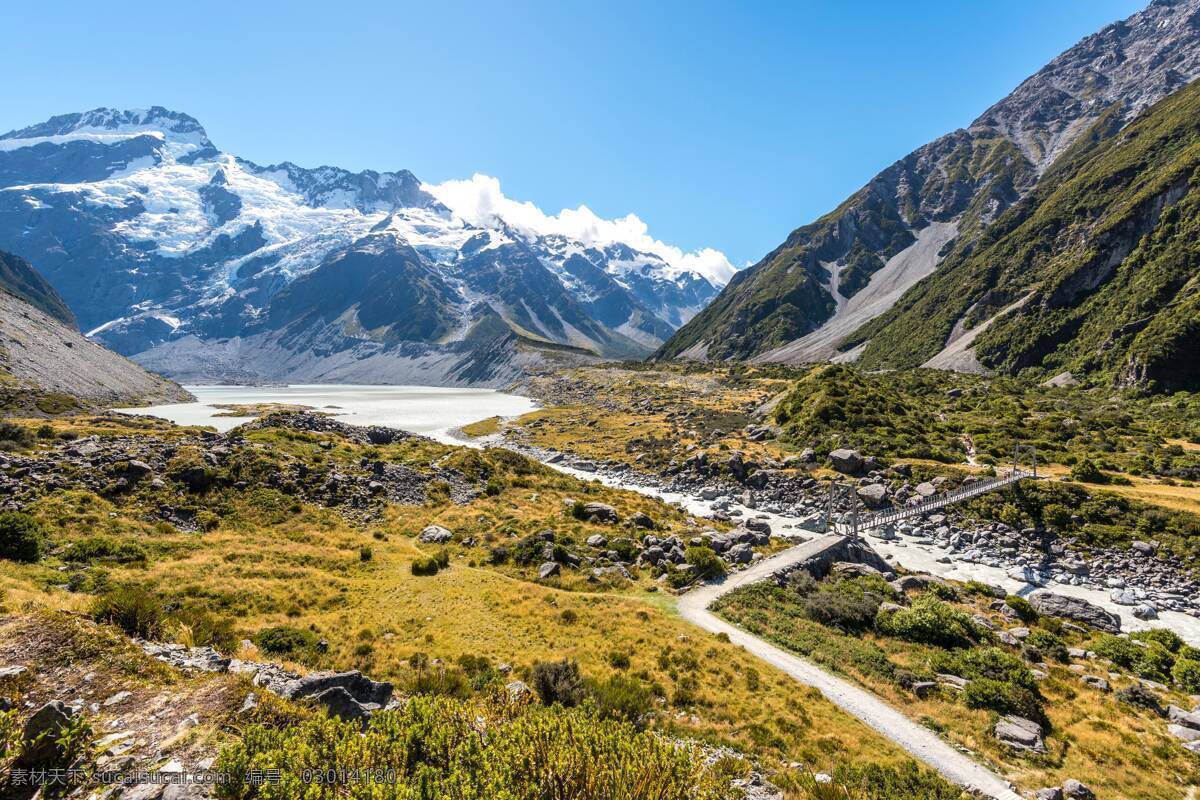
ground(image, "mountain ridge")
xmin=0 ymin=106 xmax=723 ymax=386
xmin=655 ymin=0 xmax=1200 ymax=374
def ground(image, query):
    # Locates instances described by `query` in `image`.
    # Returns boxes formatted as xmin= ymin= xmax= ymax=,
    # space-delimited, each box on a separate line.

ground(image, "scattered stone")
xmin=16 ymin=701 xmax=75 ymax=767
xmin=538 ymin=562 xmax=561 ymax=579
xmin=1062 ymin=779 xmax=1095 ymax=800
xmin=828 ymin=449 xmax=863 ymax=474
xmin=583 ymin=502 xmax=619 ymax=523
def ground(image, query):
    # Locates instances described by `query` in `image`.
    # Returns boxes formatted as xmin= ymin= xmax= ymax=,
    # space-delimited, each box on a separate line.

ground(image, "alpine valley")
xmin=0 ymin=109 xmax=724 ymax=385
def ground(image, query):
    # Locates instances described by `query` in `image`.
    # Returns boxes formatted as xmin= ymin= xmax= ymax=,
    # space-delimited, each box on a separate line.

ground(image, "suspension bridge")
xmin=825 ymin=445 xmax=1037 ymax=537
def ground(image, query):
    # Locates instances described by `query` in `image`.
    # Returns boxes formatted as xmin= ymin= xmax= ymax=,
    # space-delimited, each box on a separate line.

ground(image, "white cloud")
xmin=424 ymin=173 xmax=738 ymax=286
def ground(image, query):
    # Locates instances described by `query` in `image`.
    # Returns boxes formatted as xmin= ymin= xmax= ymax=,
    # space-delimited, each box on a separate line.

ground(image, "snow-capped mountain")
xmin=0 ymin=107 xmax=723 ymax=385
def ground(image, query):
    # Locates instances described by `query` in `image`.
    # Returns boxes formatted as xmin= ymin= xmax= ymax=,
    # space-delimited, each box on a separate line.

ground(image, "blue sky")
xmin=4 ymin=0 xmax=1143 ymax=269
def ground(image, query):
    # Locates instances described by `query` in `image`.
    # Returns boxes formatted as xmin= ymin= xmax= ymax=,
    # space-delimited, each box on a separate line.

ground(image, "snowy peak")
xmin=239 ymin=159 xmax=445 ymax=214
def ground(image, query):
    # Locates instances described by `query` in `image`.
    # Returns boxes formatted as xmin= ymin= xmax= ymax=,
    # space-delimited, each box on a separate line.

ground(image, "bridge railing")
xmin=834 ymin=469 xmax=1033 ymax=534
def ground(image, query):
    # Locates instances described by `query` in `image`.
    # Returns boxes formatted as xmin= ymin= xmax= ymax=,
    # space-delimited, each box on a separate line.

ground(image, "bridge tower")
xmin=1012 ymin=444 xmax=1037 ymax=478
xmin=825 ymin=481 xmax=863 ymax=539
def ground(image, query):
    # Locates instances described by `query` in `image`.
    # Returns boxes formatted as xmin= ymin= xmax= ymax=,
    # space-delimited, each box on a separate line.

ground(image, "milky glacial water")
xmin=119 ymin=384 xmax=537 ymax=444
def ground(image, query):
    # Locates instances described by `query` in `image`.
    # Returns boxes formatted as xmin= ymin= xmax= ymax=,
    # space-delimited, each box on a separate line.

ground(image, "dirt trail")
xmin=676 ymin=546 xmax=1022 ymax=800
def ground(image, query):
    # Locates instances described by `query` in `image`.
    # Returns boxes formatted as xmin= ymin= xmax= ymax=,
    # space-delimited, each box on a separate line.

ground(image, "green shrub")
xmin=1115 ymin=684 xmax=1164 ymax=715
xmin=91 ymin=585 xmax=164 ymax=638
xmin=530 ymin=659 xmax=585 ymax=707
xmin=876 ymin=597 xmax=982 ymax=648
xmin=1132 ymin=628 xmax=1184 ymax=653
xmin=933 ymin=647 xmax=1036 ymax=690
xmin=63 ymin=535 xmax=147 ymax=564
xmin=1004 ymin=595 xmax=1038 ymax=623
xmin=255 ymin=625 xmax=318 ymax=656
xmin=588 ymin=674 xmax=655 ymax=726
xmin=802 ymin=578 xmax=884 ymax=633
xmin=1172 ymin=658 xmax=1200 ymax=693
xmin=433 ymin=548 xmax=450 ymax=568
xmin=411 ymin=557 xmax=440 ymax=576
xmin=215 ymin=696 xmax=730 ymax=800
xmin=1070 ymin=459 xmax=1105 ymax=483
xmin=0 ymin=421 xmax=34 ymax=451
xmin=0 ymin=511 xmax=44 ymax=562
xmin=171 ymin=607 xmax=237 ymax=651
xmin=1094 ymin=634 xmax=1175 ymax=681
xmin=683 ymin=546 xmax=726 ymax=580
xmin=962 ymin=678 xmax=1046 ymax=726
xmin=926 ymin=582 xmax=958 ymax=601
xmin=1025 ymin=629 xmax=1069 ymax=663
xmin=358 ymin=545 xmax=373 ymax=562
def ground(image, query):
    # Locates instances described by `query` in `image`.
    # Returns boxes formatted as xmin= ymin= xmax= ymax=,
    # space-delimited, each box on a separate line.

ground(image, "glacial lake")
xmin=120 ymin=384 xmax=538 ymax=443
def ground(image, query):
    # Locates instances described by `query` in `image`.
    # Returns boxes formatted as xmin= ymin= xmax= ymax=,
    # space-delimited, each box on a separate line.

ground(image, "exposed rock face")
xmin=1028 ymin=590 xmax=1121 ymax=633
xmin=994 ymin=714 xmax=1046 ymax=753
xmin=0 ymin=288 xmax=189 ymax=407
xmin=656 ymin=0 xmax=1200 ymax=369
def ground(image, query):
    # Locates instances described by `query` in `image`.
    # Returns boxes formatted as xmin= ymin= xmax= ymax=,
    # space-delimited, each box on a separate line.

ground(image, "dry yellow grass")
xmin=1039 ymin=464 xmax=1200 ymax=514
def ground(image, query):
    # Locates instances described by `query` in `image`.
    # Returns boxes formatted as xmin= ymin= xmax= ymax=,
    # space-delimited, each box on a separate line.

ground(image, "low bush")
xmin=588 ymin=673 xmax=655 ymax=726
xmin=0 ymin=421 xmax=33 ymax=451
xmin=63 ymin=535 xmax=148 ymax=564
xmin=1132 ymin=628 xmax=1184 ymax=653
xmin=962 ymin=678 xmax=1046 ymax=726
xmin=215 ymin=696 xmax=730 ymax=800
xmin=411 ymin=557 xmax=440 ymax=576
xmin=683 ymin=546 xmax=725 ymax=581
xmin=1004 ymin=595 xmax=1038 ymax=623
xmin=531 ymin=659 xmax=585 ymax=707
xmin=0 ymin=511 xmax=44 ymax=562
xmin=802 ymin=578 xmax=884 ymax=633
xmin=1115 ymin=684 xmax=1164 ymax=716
xmin=933 ymin=647 xmax=1036 ymax=691
xmin=1094 ymin=634 xmax=1175 ymax=682
xmin=91 ymin=585 xmax=164 ymax=638
xmin=1172 ymin=658 xmax=1200 ymax=693
xmin=1025 ymin=629 xmax=1069 ymax=663
xmin=876 ymin=597 xmax=982 ymax=648
xmin=256 ymin=625 xmax=319 ymax=656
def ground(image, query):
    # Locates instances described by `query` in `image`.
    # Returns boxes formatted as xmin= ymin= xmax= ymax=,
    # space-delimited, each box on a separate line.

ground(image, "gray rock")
xmin=1169 ymin=723 xmax=1200 ymax=742
xmin=1062 ymin=779 xmax=1095 ymax=800
xmin=311 ymin=686 xmax=375 ymax=723
xmin=583 ymin=502 xmax=619 ymax=523
xmin=418 ymin=525 xmax=453 ymax=544
xmin=728 ymin=543 xmax=753 ymax=564
xmin=1081 ymin=675 xmax=1109 ymax=692
xmin=538 ymin=561 xmax=561 ymax=579
xmin=994 ymin=714 xmax=1045 ymax=753
xmin=856 ymin=483 xmax=889 ymax=509
xmin=16 ymin=701 xmax=75 ymax=766
xmin=828 ymin=449 xmax=863 ymax=474
xmin=1035 ymin=789 xmax=1063 ymax=800
xmin=1028 ymin=590 xmax=1121 ymax=633
xmin=585 ymin=534 xmax=607 ymax=548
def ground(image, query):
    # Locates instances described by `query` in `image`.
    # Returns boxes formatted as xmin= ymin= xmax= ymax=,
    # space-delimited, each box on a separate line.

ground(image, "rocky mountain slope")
xmin=0 ymin=249 xmax=74 ymax=326
xmin=656 ymin=0 xmax=1200 ymax=375
xmin=0 ymin=108 xmax=722 ymax=386
xmin=0 ymin=282 xmax=190 ymax=408
xmin=846 ymin=76 xmax=1200 ymax=391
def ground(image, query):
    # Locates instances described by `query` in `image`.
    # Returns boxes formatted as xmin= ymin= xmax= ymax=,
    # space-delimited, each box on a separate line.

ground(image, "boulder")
xmin=418 ymin=525 xmax=453 ymax=544
xmin=1028 ymin=590 xmax=1120 ymax=633
xmin=283 ymin=670 xmax=392 ymax=709
xmin=728 ymin=543 xmax=754 ymax=564
xmin=16 ymin=701 xmax=75 ymax=767
xmin=828 ymin=449 xmax=863 ymax=474
xmin=994 ymin=714 xmax=1045 ymax=753
xmin=1062 ymin=779 xmax=1095 ymax=800
xmin=311 ymin=686 xmax=374 ymax=723
xmin=1169 ymin=723 xmax=1200 ymax=742
xmin=585 ymin=534 xmax=608 ymax=548
xmin=629 ymin=511 xmax=655 ymax=529
xmin=1035 ymin=789 xmax=1063 ymax=800
xmin=856 ymin=483 xmax=889 ymax=509
xmin=915 ymin=482 xmax=937 ymax=497
xmin=583 ymin=502 xmax=619 ymax=523
xmin=538 ymin=562 xmax=561 ymax=579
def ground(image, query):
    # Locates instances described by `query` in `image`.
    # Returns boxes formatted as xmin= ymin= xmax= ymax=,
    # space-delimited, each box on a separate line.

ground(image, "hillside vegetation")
xmin=850 ymin=79 xmax=1200 ymax=390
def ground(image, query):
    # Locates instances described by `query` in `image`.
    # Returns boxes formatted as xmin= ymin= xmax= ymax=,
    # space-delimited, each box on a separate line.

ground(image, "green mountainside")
xmin=654 ymin=132 xmax=1031 ymax=361
xmin=850 ymin=79 xmax=1200 ymax=392
xmin=0 ymin=249 xmax=75 ymax=326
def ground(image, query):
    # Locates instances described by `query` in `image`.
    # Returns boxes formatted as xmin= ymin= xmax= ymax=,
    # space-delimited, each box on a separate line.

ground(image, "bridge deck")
xmin=833 ymin=470 xmax=1034 ymax=535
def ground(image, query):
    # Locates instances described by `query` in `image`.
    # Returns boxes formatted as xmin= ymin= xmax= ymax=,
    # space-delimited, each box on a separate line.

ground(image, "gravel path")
xmin=676 ymin=545 xmax=1022 ymax=800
